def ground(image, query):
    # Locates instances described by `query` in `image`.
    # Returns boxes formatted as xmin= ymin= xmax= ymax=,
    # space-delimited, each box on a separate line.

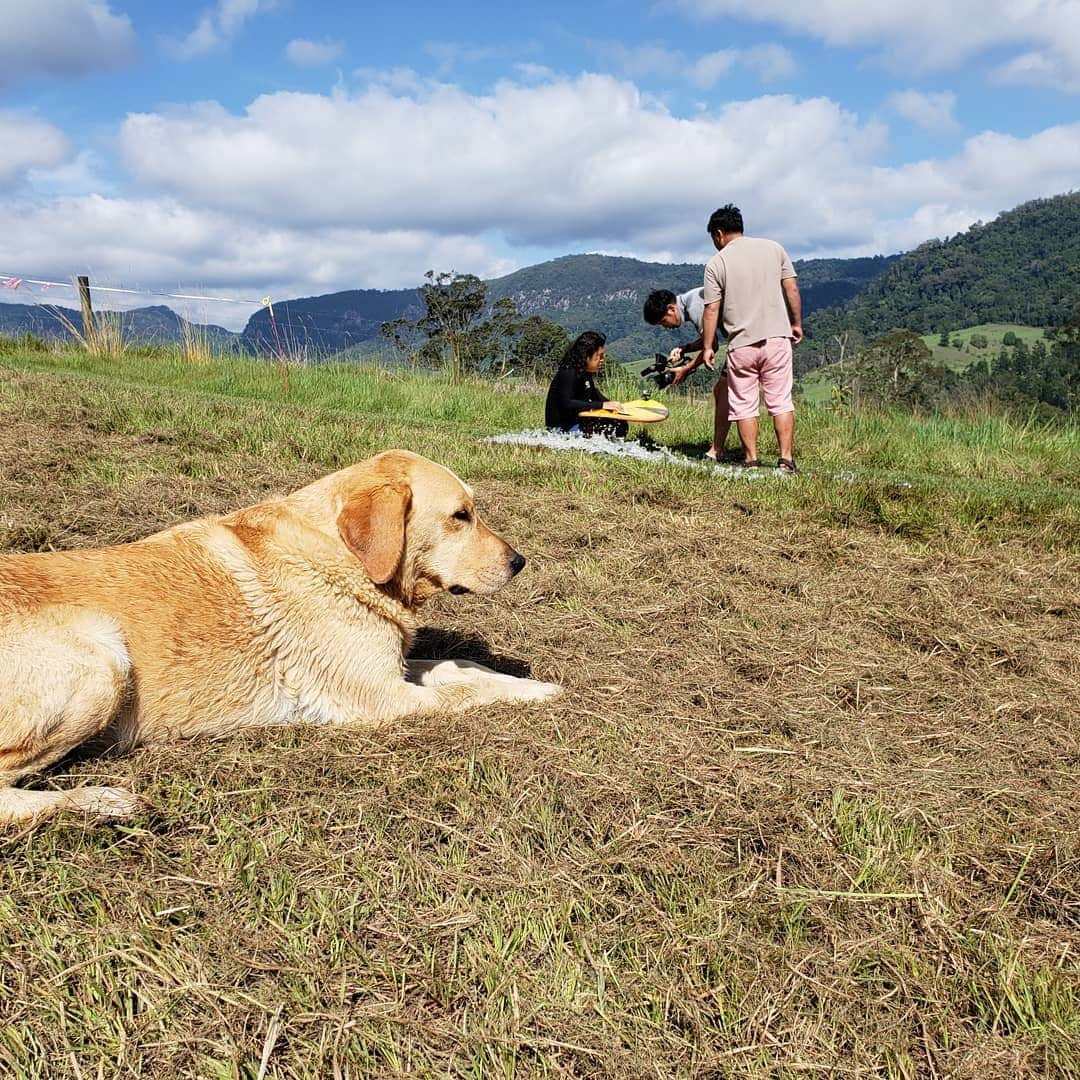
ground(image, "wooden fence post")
xmin=77 ymin=275 xmax=97 ymax=349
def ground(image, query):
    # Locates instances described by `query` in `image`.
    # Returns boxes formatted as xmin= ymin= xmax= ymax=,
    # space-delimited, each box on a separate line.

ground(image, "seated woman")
xmin=544 ymin=331 xmax=629 ymax=438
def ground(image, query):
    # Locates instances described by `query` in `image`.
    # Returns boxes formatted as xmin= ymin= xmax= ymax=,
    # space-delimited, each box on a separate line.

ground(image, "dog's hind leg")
xmin=0 ymin=607 xmax=143 ymax=826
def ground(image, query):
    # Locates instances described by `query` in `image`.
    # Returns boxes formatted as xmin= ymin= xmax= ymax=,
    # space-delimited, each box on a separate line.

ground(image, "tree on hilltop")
xmin=417 ymin=271 xmax=488 ymax=383
xmin=386 ymin=270 xmax=571 ymax=383
xmin=848 ymin=329 xmax=952 ymax=409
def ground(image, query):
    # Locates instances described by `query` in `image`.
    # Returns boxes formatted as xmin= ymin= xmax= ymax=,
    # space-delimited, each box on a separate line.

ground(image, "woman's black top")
xmin=544 ymin=364 xmax=606 ymax=429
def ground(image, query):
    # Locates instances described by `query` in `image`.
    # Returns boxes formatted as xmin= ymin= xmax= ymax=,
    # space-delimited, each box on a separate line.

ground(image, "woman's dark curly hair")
xmin=559 ymin=330 xmax=606 ymax=372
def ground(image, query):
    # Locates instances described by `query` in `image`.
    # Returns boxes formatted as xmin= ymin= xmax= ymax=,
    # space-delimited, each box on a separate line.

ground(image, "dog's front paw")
xmin=64 ymin=785 xmax=147 ymax=818
xmin=514 ymin=679 xmax=563 ymax=703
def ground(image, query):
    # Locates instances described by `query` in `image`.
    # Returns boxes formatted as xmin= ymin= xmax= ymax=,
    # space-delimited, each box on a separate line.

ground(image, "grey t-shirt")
xmin=703 ymin=236 xmax=796 ymax=350
xmin=675 ymin=287 xmax=707 ymax=333
xmin=675 ymin=287 xmax=721 ymax=349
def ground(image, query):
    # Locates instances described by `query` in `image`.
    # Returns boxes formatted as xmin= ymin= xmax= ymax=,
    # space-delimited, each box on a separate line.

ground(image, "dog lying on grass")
xmin=0 ymin=450 xmax=561 ymax=825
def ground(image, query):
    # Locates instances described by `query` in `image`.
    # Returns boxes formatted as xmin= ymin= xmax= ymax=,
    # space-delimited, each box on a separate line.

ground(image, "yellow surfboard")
xmin=578 ymin=398 xmax=670 ymax=423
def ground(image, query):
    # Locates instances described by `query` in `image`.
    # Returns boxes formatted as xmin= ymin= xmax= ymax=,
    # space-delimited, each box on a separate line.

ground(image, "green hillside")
xmin=797 ymin=320 xmax=1076 ymax=415
xmin=799 ymin=323 xmax=1037 ymax=404
xmin=487 ymin=252 xmax=898 ymax=360
xmin=920 ymin=323 xmax=1050 ymax=369
xmin=805 ymin=192 xmax=1080 ymax=364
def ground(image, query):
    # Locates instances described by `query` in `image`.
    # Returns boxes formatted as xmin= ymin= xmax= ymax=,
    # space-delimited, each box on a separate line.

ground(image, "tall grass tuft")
xmin=178 ymin=311 xmax=216 ymax=365
xmin=47 ymin=303 xmax=126 ymax=359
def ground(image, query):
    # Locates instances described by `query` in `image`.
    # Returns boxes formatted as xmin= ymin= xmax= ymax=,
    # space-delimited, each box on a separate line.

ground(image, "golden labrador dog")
xmin=0 ymin=450 xmax=561 ymax=824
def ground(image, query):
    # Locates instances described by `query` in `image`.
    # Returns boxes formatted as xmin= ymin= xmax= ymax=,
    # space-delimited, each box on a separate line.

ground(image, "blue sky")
xmin=1 ymin=0 xmax=1078 ymax=328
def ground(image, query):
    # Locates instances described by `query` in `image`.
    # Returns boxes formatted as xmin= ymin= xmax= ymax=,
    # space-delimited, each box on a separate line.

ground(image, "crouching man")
xmin=643 ymin=286 xmax=735 ymax=461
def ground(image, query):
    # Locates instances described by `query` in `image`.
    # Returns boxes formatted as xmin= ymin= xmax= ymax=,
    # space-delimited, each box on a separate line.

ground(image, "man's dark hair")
xmin=707 ymin=204 xmax=743 ymax=236
xmin=559 ymin=330 xmax=606 ymax=372
xmin=643 ymin=290 xmax=677 ymax=325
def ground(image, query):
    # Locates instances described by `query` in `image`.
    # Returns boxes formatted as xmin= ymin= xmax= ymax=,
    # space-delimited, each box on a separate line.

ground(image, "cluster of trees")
xmin=828 ymin=306 xmax=1080 ymax=418
xmin=961 ymin=314 xmax=1080 ymax=417
xmin=379 ymin=271 xmax=570 ymax=383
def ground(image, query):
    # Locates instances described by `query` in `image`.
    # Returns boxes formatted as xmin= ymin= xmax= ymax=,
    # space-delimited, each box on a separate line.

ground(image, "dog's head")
xmin=331 ymin=450 xmax=525 ymax=606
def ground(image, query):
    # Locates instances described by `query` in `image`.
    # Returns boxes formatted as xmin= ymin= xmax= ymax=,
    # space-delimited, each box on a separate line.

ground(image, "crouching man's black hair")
xmin=643 ymin=290 xmax=677 ymax=325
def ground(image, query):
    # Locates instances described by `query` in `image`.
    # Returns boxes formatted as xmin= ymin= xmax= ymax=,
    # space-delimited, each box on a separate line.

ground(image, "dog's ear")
xmin=337 ymin=482 xmax=411 ymax=584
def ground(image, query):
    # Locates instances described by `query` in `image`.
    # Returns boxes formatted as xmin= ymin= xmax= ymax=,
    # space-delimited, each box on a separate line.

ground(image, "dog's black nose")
xmin=509 ymin=551 xmax=526 ymax=577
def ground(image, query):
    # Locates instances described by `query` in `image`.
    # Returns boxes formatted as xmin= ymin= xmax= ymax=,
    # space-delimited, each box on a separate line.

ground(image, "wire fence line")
xmin=0 ymin=272 xmax=409 ymax=350
xmin=1 ymin=272 xmax=272 ymax=309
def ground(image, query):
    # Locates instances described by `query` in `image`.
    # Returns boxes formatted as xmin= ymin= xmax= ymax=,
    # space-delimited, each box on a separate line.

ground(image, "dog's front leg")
xmin=406 ymin=659 xmax=562 ymax=704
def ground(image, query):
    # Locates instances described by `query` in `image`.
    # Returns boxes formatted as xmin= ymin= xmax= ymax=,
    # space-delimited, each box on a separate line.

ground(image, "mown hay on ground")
xmin=1 ymin=367 xmax=1078 ymax=1078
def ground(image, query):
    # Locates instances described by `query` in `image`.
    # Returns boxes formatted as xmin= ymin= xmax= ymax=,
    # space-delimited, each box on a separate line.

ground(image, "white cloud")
xmin=285 ymin=38 xmax=344 ymax=67
xmin=744 ymin=43 xmax=797 ymax=82
xmin=688 ymin=51 xmax=738 ymax=89
xmin=5 ymin=73 xmax=1080 ymax=322
xmin=0 ymin=113 xmax=71 ymax=185
xmin=111 ymin=78 xmax=884 ymax=253
xmin=112 ymin=74 xmax=1080 ymax=264
xmin=672 ymin=0 xmax=1080 ymax=88
xmin=166 ymin=0 xmax=273 ymax=59
xmin=887 ymin=90 xmax=960 ymax=135
xmin=993 ymin=50 xmax=1080 ymax=93
xmin=0 ymin=195 xmax=515 ymax=330
xmin=27 ymin=150 xmax=113 ymax=198
xmin=0 ymin=0 xmax=135 ymax=86
xmin=423 ymin=42 xmax=507 ymax=79
xmin=606 ymin=43 xmax=684 ymax=80
xmin=515 ymin=62 xmax=557 ymax=82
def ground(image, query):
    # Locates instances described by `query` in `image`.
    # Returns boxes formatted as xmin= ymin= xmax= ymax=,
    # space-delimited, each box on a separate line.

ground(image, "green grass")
xmin=1 ymin=342 xmax=1079 ymax=1078
xmin=920 ymin=323 xmax=1050 ymax=369
xmin=3 ymin=342 xmax=1077 ymax=551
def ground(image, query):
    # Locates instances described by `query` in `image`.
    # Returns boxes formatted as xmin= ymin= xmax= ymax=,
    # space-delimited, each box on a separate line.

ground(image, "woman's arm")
xmin=552 ymin=366 xmax=602 ymax=414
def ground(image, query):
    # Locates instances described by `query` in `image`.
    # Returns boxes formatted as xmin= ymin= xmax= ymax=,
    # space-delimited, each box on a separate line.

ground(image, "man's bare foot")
xmin=704 ymin=448 xmax=719 ymax=461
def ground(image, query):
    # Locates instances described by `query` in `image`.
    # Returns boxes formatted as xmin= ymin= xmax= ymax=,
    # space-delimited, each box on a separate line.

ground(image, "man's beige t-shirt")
xmin=703 ymin=236 xmax=796 ymax=350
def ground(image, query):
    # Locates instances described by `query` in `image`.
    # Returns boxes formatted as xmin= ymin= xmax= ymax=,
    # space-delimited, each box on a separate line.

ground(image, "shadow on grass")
xmin=410 ymin=626 xmax=534 ymax=679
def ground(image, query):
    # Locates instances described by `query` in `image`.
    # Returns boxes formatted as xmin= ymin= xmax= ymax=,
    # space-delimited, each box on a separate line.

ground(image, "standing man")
xmin=642 ymin=287 xmax=737 ymax=461
xmin=673 ymin=204 xmax=802 ymax=473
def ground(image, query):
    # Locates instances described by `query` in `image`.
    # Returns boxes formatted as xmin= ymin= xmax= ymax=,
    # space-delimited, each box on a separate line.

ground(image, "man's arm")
xmin=782 ymin=276 xmax=803 ymax=343
xmin=673 ymin=301 xmax=721 ymax=383
xmin=698 ymin=300 xmax=721 ymax=371
xmin=667 ymin=330 xmax=704 ymax=364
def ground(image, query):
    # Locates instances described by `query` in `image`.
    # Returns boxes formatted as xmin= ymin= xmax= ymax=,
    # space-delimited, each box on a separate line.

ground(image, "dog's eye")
xmin=452 ymin=509 xmax=472 ymax=523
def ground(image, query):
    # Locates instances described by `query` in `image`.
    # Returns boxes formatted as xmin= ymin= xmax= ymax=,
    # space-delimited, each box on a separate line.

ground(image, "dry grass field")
xmin=1 ymin=357 xmax=1078 ymax=1078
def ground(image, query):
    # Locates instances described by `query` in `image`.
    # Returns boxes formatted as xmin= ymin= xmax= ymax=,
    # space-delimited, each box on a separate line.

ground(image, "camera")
xmin=640 ymin=353 xmax=677 ymax=390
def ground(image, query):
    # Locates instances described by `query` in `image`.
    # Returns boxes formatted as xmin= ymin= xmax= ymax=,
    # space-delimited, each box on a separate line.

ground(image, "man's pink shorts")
xmin=726 ymin=337 xmax=794 ymax=421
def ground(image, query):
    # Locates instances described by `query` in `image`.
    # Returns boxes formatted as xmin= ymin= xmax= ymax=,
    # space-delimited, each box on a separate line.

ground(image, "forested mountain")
xmin=241 ymin=287 xmax=421 ymax=355
xmin=2 ymin=254 xmax=897 ymax=359
xmin=485 ymin=253 xmax=897 ymax=358
xmin=804 ymin=192 xmax=1080 ymax=365
xmin=233 ymin=251 xmax=897 ymax=359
